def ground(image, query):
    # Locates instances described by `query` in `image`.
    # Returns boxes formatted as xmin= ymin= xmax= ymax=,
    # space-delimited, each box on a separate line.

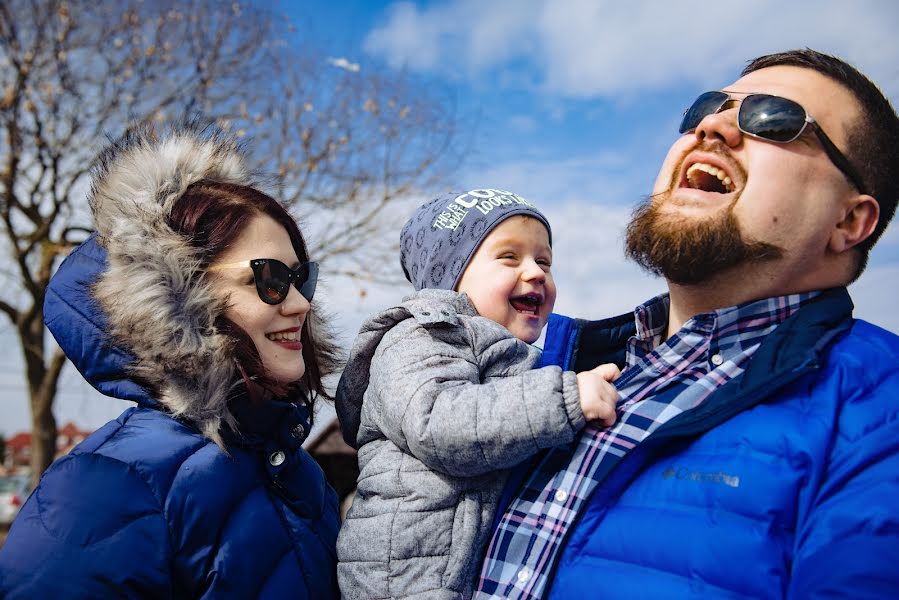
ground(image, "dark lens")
xmin=739 ymin=94 xmax=806 ymax=142
xmin=296 ymin=262 xmax=318 ymax=301
xmin=679 ymin=91 xmax=728 ymax=134
xmin=255 ymin=260 xmax=290 ymax=305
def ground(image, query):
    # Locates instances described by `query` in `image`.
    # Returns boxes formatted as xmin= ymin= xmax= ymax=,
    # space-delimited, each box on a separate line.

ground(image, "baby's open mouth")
xmin=510 ymin=294 xmax=542 ymax=315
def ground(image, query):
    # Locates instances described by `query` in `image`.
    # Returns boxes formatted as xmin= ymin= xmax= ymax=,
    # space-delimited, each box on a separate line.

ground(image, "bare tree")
xmin=0 ymin=0 xmax=458 ymax=483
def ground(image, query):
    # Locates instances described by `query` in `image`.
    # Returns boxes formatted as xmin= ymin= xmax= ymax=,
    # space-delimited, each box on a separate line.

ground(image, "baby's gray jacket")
xmin=335 ymin=289 xmax=585 ymax=600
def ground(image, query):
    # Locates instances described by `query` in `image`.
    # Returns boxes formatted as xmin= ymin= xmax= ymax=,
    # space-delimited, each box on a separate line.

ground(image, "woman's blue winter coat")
xmin=0 ymin=237 xmax=341 ymax=599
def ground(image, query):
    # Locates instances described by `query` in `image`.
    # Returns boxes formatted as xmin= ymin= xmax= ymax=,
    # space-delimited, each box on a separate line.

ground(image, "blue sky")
xmin=3 ymin=0 xmax=898 ymax=436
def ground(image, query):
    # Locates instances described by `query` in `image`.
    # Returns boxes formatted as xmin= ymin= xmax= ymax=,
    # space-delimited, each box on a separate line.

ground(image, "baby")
xmin=336 ymin=189 xmax=619 ymax=599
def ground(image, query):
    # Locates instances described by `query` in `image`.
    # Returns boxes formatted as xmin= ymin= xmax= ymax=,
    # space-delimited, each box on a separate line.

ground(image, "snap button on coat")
xmin=269 ymin=450 xmax=286 ymax=466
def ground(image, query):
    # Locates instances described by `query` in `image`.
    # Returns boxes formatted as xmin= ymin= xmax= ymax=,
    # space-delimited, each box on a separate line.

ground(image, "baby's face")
xmin=456 ymin=215 xmax=555 ymax=343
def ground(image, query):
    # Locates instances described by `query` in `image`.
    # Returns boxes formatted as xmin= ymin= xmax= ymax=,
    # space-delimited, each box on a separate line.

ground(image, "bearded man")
xmin=474 ymin=48 xmax=899 ymax=599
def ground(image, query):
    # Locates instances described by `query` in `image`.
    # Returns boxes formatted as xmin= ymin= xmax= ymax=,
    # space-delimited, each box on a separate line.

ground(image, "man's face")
xmin=627 ymin=65 xmax=863 ymax=287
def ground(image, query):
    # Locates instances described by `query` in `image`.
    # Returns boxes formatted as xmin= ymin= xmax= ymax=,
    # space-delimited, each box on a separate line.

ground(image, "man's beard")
xmin=624 ymin=194 xmax=784 ymax=286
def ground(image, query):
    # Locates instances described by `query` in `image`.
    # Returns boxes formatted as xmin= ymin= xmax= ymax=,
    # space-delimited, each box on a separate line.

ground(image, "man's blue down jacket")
xmin=0 ymin=238 xmax=341 ymax=598
xmin=501 ymin=287 xmax=899 ymax=598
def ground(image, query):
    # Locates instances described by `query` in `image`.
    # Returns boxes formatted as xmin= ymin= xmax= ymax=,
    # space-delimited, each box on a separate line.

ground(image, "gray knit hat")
xmin=400 ymin=188 xmax=552 ymax=291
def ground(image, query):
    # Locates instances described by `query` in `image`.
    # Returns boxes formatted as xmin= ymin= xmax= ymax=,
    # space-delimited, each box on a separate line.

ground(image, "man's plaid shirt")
xmin=474 ymin=291 xmax=817 ymax=599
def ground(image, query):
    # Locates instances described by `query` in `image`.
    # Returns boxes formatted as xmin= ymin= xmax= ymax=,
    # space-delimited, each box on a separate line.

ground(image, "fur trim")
xmin=90 ymin=122 xmax=256 ymax=447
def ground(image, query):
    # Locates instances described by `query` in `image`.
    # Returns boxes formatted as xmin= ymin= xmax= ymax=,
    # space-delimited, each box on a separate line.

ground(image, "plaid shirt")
xmin=474 ymin=291 xmax=817 ymax=599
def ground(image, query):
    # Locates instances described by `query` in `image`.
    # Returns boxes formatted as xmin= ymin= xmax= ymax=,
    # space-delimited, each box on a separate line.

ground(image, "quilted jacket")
xmin=0 ymin=126 xmax=341 ymax=599
xmin=335 ymin=289 xmax=585 ymax=599
xmin=500 ymin=287 xmax=899 ymax=598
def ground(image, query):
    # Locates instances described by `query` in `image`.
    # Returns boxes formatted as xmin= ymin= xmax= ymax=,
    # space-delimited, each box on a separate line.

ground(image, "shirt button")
xmin=517 ymin=567 xmax=532 ymax=583
xmin=269 ymin=450 xmax=286 ymax=466
xmin=555 ymin=489 xmax=568 ymax=503
xmin=711 ymin=353 xmax=723 ymax=366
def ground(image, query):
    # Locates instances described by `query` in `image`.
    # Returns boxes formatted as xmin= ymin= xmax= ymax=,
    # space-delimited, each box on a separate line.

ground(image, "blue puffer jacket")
xmin=0 ymin=238 xmax=341 ymax=598
xmin=504 ymin=288 xmax=899 ymax=598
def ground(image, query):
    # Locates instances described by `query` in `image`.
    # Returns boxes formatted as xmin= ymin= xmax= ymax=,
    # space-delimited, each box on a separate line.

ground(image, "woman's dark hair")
xmin=167 ymin=179 xmax=340 ymax=408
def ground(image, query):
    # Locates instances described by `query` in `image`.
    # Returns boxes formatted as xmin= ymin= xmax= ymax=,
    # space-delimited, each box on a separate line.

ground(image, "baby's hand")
xmin=575 ymin=363 xmax=620 ymax=428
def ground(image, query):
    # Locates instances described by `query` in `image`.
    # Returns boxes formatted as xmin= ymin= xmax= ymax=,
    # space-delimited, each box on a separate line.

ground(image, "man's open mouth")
xmin=685 ymin=162 xmax=735 ymax=194
xmin=510 ymin=294 xmax=542 ymax=315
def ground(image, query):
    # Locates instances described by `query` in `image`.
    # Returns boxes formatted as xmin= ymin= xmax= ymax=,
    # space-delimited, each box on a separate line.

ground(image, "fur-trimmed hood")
xmin=48 ymin=123 xmax=265 ymax=447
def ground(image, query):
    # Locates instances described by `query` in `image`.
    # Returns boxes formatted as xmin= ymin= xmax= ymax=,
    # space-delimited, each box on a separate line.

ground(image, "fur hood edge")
xmin=89 ymin=122 xmax=255 ymax=447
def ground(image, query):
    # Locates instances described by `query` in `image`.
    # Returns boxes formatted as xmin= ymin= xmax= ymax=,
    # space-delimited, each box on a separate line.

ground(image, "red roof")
xmin=5 ymin=432 xmax=31 ymax=449
xmin=58 ymin=421 xmax=91 ymax=438
xmin=5 ymin=422 xmax=93 ymax=450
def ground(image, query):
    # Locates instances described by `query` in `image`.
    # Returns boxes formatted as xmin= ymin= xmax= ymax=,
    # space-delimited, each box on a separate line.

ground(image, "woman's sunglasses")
xmin=209 ymin=258 xmax=318 ymax=305
xmin=679 ymin=91 xmax=867 ymax=195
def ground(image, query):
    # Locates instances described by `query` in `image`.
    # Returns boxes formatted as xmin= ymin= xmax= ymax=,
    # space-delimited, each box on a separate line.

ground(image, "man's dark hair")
xmin=743 ymin=48 xmax=899 ymax=280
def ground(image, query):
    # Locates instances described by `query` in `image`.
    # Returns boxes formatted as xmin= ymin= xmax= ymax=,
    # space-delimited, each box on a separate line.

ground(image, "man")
xmin=475 ymin=49 xmax=899 ymax=599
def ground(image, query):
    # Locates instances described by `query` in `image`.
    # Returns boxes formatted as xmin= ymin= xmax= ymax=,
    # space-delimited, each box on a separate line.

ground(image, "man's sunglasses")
xmin=679 ymin=91 xmax=867 ymax=195
xmin=209 ymin=258 xmax=318 ymax=305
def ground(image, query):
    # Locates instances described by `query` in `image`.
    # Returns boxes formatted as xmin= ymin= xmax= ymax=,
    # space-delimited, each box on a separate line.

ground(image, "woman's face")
xmin=210 ymin=213 xmax=311 ymax=385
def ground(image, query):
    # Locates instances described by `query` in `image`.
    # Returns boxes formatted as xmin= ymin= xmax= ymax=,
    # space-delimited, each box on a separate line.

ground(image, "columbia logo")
xmin=662 ymin=466 xmax=740 ymax=488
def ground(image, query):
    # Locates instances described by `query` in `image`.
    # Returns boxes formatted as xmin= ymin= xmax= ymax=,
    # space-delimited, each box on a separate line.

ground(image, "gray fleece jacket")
xmin=335 ymin=289 xmax=585 ymax=600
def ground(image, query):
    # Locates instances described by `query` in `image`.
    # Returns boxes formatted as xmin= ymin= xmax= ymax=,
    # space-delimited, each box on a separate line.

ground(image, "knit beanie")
xmin=400 ymin=188 xmax=552 ymax=291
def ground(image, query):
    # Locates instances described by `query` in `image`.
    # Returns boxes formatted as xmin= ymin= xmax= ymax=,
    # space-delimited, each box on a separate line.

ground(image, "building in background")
xmin=2 ymin=421 xmax=92 ymax=474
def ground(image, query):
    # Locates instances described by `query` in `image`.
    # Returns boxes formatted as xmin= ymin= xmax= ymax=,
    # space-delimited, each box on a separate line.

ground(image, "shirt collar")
xmin=630 ymin=291 xmax=821 ymax=357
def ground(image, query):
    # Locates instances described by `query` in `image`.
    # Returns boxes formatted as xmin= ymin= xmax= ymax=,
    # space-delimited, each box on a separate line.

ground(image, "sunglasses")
xmin=679 ymin=91 xmax=867 ymax=195
xmin=209 ymin=258 xmax=318 ymax=305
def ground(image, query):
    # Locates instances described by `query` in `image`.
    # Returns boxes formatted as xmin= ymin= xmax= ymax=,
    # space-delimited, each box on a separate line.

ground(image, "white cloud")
xmin=365 ymin=0 xmax=899 ymax=99
xmin=327 ymin=56 xmax=361 ymax=72
xmin=363 ymin=3 xmax=443 ymax=71
xmin=364 ymin=0 xmax=539 ymax=73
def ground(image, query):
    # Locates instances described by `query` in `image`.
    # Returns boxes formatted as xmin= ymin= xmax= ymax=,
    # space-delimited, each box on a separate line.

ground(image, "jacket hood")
xmin=49 ymin=123 xmax=260 ymax=447
xmin=45 ymin=234 xmax=157 ymax=408
xmin=335 ymin=289 xmax=477 ymax=448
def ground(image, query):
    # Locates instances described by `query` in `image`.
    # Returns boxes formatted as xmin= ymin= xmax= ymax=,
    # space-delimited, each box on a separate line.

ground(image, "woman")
xmin=0 ymin=123 xmax=342 ymax=598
